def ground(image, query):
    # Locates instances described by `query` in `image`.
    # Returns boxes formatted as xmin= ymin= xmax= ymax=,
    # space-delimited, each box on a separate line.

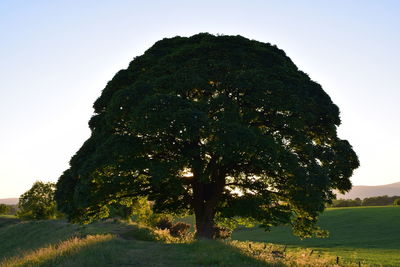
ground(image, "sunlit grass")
xmin=228 ymin=240 xmax=375 ymax=266
xmin=0 ymin=215 xmax=16 ymax=218
xmin=0 ymin=234 xmax=114 ymax=267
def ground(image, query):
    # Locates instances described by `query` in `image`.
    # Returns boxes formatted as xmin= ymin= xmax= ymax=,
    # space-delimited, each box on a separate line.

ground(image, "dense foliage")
xmin=363 ymin=195 xmax=400 ymax=206
xmin=330 ymin=195 xmax=400 ymax=207
xmin=17 ymin=181 xmax=59 ymax=220
xmin=0 ymin=204 xmax=9 ymax=215
xmin=108 ymin=201 xmax=136 ymax=221
xmin=0 ymin=205 xmax=17 ymax=215
xmin=329 ymin=198 xmax=362 ymax=207
xmin=56 ymin=33 xmax=359 ymax=238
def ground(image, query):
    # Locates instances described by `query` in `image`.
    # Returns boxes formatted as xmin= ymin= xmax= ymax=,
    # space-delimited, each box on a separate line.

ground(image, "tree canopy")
xmin=18 ymin=181 xmax=59 ymax=220
xmin=56 ymin=33 xmax=359 ymax=238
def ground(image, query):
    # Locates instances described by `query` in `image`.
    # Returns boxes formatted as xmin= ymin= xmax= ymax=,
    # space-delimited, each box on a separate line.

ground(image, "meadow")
xmin=0 ymin=206 xmax=399 ymax=266
xmin=234 ymin=206 xmax=400 ymax=266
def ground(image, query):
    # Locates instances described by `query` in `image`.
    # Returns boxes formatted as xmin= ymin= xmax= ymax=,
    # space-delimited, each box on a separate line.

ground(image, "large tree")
xmin=56 ymin=33 xmax=359 ymax=239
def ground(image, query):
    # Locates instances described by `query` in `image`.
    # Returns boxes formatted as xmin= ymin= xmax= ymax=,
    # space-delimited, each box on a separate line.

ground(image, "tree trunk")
xmin=194 ymin=202 xmax=216 ymax=239
xmin=192 ymin=177 xmax=225 ymax=239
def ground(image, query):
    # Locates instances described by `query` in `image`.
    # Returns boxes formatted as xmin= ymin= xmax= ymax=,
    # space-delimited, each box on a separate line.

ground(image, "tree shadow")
xmin=0 ymin=234 xmax=114 ymax=266
xmin=0 ymin=216 xmax=20 ymax=228
xmin=165 ymin=239 xmax=281 ymax=266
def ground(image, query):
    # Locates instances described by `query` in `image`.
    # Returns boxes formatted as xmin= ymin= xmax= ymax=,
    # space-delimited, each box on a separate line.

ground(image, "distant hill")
xmin=336 ymin=182 xmax=400 ymax=199
xmin=0 ymin=198 xmax=18 ymax=205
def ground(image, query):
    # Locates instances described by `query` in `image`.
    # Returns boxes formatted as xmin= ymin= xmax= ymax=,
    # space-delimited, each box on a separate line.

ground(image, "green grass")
xmin=0 ymin=217 xmax=271 ymax=267
xmin=0 ymin=218 xmax=81 ymax=260
xmin=233 ymin=206 xmax=400 ymax=266
xmin=0 ymin=215 xmax=19 ymax=228
xmin=42 ymin=238 xmax=270 ymax=267
xmin=1 ymin=207 xmax=399 ymax=266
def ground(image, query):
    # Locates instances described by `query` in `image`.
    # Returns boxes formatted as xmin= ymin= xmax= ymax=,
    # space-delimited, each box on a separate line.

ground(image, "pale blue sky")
xmin=1 ymin=0 xmax=399 ymax=198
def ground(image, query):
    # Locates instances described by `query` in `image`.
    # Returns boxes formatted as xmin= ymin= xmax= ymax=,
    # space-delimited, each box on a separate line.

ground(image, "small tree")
xmin=17 ymin=181 xmax=59 ymax=220
xmin=394 ymin=198 xmax=400 ymax=206
xmin=0 ymin=204 xmax=10 ymax=214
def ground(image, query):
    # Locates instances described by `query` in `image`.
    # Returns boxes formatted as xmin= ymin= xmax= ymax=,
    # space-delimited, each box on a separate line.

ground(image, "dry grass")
xmin=0 ymin=234 xmax=114 ymax=267
xmin=153 ymin=228 xmax=195 ymax=244
xmin=228 ymin=240 xmax=365 ymax=266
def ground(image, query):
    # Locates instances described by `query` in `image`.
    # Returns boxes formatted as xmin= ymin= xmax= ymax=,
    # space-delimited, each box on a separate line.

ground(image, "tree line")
xmin=0 ymin=204 xmax=17 ymax=215
xmin=329 ymin=195 xmax=400 ymax=207
xmin=3 ymin=181 xmax=399 ymax=219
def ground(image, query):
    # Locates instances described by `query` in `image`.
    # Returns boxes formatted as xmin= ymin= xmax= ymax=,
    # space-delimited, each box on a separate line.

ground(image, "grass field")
xmin=0 ymin=218 xmax=273 ymax=267
xmin=233 ymin=206 xmax=400 ymax=266
xmin=1 ymin=206 xmax=399 ymax=266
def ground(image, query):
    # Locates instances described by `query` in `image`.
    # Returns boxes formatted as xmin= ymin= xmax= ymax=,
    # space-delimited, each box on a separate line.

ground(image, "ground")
xmin=1 ymin=206 xmax=399 ymax=266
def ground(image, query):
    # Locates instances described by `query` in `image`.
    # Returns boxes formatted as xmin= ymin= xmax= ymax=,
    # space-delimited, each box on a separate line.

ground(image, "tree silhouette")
xmin=56 ymin=33 xmax=359 ymax=239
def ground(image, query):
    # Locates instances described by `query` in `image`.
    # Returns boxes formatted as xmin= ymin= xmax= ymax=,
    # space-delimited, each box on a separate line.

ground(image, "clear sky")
xmin=1 ymin=0 xmax=399 ymax=198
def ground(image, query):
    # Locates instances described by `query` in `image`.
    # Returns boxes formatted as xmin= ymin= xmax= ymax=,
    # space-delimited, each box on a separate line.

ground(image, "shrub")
xmin=170 ymin=222 xmax=191 ymax=238
xmin=108 ymin=203 xmax=135 ymax=222
xmin=129 ymin=198 xmax=170 ymax=227
xmin=213 ymin=226 xmax=232 ymax=240
xmin=394 ymin=198 xmax=400 ymax=206
xmin=155 ymin=217 xmax=174 ymax=230
xmin=130 ymin=197 xmax=153 ymax=224
xmin=153 ymin=228 xmax=176 ymax=243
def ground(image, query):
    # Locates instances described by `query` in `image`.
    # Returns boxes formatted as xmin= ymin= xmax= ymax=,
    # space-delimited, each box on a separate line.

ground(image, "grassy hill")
xmin=234 ymin=206 xmax=400 ymax=266
xmin=0 ymin=218 xmax=272 ymax=267
xmin=1 ymin=207 xmax=399 ymax=266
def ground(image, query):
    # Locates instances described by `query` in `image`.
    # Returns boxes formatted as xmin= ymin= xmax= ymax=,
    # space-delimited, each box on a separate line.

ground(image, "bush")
xmin=155 ymin=217 xmax=174 ymax=230
xmin=170 ymin=222 xmax=191 ymax=238
xmin=154 ymin=217 xmax=191 ymax=239
xmin=153 ymin=228 xmax=176 ymax=243
xmin=394 ymin=198 xmax=400 ymax=206
xmin=129 ymin=198 xmax=168 ymax=227
xmin=213 ymin=226 xmax=232 ymax=240
xmin=108 ymin=203 xmax=135 ymax=222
